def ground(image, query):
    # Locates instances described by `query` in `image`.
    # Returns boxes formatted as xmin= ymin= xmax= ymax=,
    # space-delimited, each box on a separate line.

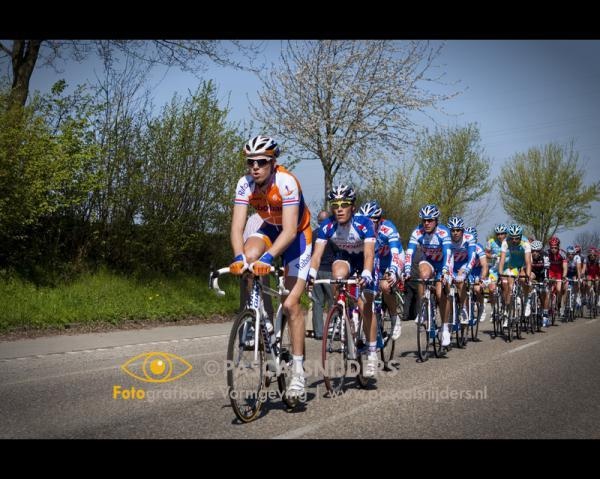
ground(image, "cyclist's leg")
xmin=281 ymin=228 xmax=312 ymax=395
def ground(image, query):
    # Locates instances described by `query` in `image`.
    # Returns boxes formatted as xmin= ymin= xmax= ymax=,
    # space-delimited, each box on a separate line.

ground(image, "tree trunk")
xmin=7 ymin=40 xmax=42 ymax=109
xmin=323 ymin=164 xmax=333 ymax=210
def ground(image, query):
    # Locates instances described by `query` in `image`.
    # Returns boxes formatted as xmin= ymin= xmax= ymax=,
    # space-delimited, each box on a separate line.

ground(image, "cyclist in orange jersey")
xmin=230 ymin=135 xmax=312 ymax=398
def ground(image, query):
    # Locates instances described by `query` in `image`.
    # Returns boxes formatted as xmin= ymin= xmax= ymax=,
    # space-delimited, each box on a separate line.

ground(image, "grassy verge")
xmin=0 ymin=269 xmax=241 ymax=332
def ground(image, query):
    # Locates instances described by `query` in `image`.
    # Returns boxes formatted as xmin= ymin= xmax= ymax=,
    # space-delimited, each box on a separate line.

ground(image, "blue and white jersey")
xmin=316 ymin=214 xmax=376 ymax=257
xmin=472 ymin=243 xmax=486 ymax=270
xmin=373 ymin=218 xmax=405 ymax=271
xmin=405 ymin=224 xmax=452 ymax=273
xmin=449 ymin=232 xmax=477 ymax=273
xmin=566 ymin=254 xmax=581 ymax=278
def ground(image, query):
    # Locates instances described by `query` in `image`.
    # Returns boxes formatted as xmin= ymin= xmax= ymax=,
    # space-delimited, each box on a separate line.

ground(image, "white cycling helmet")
xmin=507 ymin=224 xmax=523 ymax=238
xmin=465 ymin=226 xmax=478 ymax=241
xmin=530 ymin=240 xmax=543 ymax=251
xmin=328 ymin=184 xmax=356 ymax=202
xmin=447 ymin=216 xmax=465 ymax=230
xmin=419 ymin=204 xmax=440 ymax=220
xmin=244 ymin=135 xmax=280 ymax=158
xmin=359 ymin=200 xmax=383 ymax=219
xmin=495 ymin=223 xmax=508 ymax=234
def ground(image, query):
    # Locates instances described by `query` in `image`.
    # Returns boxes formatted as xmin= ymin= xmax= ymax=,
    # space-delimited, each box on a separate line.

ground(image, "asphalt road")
xmin=1 ymin=309 xmax=599 ymax=438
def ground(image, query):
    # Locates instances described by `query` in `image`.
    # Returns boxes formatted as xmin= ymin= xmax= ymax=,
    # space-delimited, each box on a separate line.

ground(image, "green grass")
xmin=0 ymin=269 xmax=241 ymax=331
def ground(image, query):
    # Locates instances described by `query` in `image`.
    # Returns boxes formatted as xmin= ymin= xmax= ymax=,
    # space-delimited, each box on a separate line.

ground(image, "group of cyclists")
xmin=229 ymin=135 xmax=600 ymax=399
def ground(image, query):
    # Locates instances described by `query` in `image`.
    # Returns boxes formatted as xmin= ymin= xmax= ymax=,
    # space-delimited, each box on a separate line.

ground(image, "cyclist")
xmin=447 ymin=216 xmax=476 ymax=325
xmin=308 ymin=184 xmax=378 ymax=377
xmin=486 ymin=224 xmax=508 ymax=319
xmin=359 ymin=200 xmax=405 ymax=340
xmin=565 ymin=245 xmax=583 ymax=310
xmin=583 ymin=247 xmax=599 ymax=307
xmin=498 ymin=224 xmax=532 ymax=327
xmin=230 ymin=135 xmax=312 ymax=397
xmin=546 ymin=236 xmax=568 ymax=319
xmin=530 ymin=240 xmax=551 ymax=326
xmin=404 ymin=204 xmax=453 ymax=347
xmin=465 ymin=226 xmax=489 ymax=322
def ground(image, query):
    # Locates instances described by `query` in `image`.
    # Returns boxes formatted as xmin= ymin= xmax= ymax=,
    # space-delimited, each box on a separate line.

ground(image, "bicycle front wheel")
xmin=322 ymin=306 xmax=348 ymax=396
xmin=355 ymin=315 xmax=373 ymax=389
xmin=227 ymin=309 xmax=265 ymax=423
xmin=416 ymin=300 xmax=430 ymax=362
xmin=470 ymin=301 xmax=480 ymax=342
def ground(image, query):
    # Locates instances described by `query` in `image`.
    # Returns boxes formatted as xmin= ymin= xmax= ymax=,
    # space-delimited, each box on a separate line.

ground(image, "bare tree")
xmin=575 ymin=230 xmax=600 ymax=253
xmin=0 ymin=40 xmax=263 ymax=109
xmin=250 ymin=40 xmax=458 ymax=204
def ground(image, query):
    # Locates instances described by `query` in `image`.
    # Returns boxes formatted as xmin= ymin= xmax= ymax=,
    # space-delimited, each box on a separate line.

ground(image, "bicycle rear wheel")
xmin=322 ymin=305 xmax=348 ymax=395
xmin=227 ymin=309 xmax=265 ymax=423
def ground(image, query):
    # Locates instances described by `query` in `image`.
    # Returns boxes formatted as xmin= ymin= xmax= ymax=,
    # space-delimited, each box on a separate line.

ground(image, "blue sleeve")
xmin=439 ymin=227 xmax=452 ymax=273
xmin=317 ymin=219 xmax=334 ymax=240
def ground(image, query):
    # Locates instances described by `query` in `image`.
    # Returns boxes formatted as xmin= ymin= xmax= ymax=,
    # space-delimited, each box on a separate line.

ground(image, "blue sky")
xmin=24 ymin=40 xmax=600 ymax=246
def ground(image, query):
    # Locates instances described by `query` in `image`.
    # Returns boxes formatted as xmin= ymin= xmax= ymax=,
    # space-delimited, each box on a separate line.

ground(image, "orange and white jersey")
xmin=234 ymin=165 xmax=311 ymax=232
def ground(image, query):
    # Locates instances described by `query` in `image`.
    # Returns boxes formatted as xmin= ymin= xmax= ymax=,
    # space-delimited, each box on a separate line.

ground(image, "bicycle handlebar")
xmin=209 ymin=267 xmax=231 ymax=296
xmin=209 ymin=266 xmax=287 ymax=297
xmin=312 ymin=278 xmax=360 ymax=285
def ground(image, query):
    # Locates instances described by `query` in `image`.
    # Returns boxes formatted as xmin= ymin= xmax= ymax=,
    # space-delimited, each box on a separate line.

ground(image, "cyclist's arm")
xmin=480 ymin=254 xmax=489 ymax=279
xmin=231 ymin=203 xmax=248 ymax=256
xmin=524 ymin=250 xmax=532 ymax=278
xmin=363 ymin=239 xmax=376 ymax=275
xmin=562 ymin=256 xmax=568 ymax=278
xmin=498 ymin=250 xmax=506 ymax=274
xmin=309 ymin=239 xmax=327 ymax=275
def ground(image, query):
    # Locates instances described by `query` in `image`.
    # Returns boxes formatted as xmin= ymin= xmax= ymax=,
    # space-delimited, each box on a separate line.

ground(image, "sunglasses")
xmin=330 ymin=201 xmax=353 ymax=209
xmin=451 ymin=228 xmax=463 ymax=233
xmin=246 ymin=158 xmax=271 ymax=168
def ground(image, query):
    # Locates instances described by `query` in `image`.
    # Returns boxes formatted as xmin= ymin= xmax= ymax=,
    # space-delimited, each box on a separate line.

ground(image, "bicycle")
xmin=447 ymin=278 xmax=467 ymax=348
xmin=210 ymin=265 xmax=299 ymax=423
xmin=414 ymin=278 xmax=443 ymax=362
xmin=489 ymin=278 xmax=505 ymax=339
xmin=563 ymin=278 xmax=578 ymax=323
xmin=373 ymin=278 xmax=404 ymax=368
xmin=312 ymin=276 xmax=372 ymax=395
xmin=499 ymin=274 xmax=525 ymax=342
xmin=529 ymin=280 xmax=544 ymax=332
xmin=547 ymin=278 xmax=560 ymax=326
xmin=466 ymin=278 xmax=483 ymax=342
xmin=584 ymin=279 xmax=598 ymax=319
